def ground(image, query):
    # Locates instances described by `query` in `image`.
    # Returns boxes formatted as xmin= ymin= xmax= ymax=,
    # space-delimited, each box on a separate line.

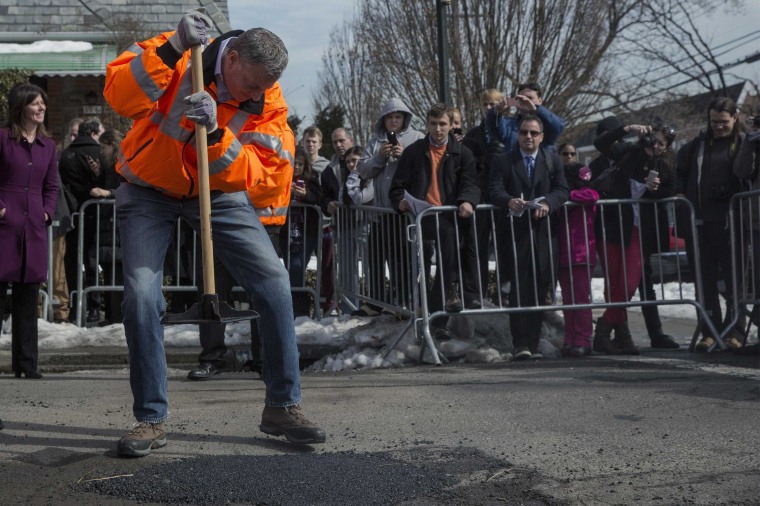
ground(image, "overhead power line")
xmin=574 ymin=48 xmax=760 ymax=123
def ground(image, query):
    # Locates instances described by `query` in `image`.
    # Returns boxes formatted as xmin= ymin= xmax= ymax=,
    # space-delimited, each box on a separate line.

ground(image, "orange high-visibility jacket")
xmin=104 ymin=30 xmax=292 ymax=225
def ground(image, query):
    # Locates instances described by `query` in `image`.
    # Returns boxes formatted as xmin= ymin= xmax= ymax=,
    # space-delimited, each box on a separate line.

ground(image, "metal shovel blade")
xmin=162 ymin=293 xmax=259 ymax=325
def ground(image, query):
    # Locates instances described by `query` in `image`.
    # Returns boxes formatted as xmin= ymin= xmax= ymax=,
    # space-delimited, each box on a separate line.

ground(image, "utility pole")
xmin=436 ymin=0 xmax=451 ymax=105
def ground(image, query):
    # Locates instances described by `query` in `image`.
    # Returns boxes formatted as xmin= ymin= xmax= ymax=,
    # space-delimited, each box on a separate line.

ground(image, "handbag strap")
xmin=594 ymin=150 xmax=634 ymax=184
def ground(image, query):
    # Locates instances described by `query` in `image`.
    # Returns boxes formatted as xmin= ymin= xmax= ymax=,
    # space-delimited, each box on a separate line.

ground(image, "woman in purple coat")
xmin=0 ymin=83 xmax=58 ymax=378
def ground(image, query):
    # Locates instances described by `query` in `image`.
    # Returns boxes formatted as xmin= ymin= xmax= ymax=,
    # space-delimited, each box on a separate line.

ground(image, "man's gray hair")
xmin=228 ymin=28 xmax=288 ymax=80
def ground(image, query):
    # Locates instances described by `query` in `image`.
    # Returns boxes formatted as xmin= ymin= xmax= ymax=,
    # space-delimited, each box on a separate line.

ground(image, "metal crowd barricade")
xmin=333 ymin=204 xmax=420 ymax=352
xmin=333 ymin=204 xmax=416 ymax=315
xmin=726 ymin=189 xmax=760 ymax=348
xmin=281 ymin=202 xmax=326 ymax=321
xmin=43 ymin=223 xmax=54 ymax=320
xmin=69 ymin=199 xmax=330 ymax=326
xmin=226 ymin=202 xmax=326 ymax=320
xmin=411 ymin=196 xmax=715 ymax=360
xmin=72 ymin=198 xmax=200 ymax=326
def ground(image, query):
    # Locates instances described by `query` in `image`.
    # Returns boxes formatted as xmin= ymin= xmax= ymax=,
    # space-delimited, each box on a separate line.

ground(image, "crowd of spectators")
xmin=5 ymin=84 xmax=760 ymax=362
xmin=273 ymin=88 xmax=760 ymax=358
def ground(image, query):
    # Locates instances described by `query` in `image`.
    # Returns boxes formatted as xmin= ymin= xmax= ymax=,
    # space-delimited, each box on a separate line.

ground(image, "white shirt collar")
xmin=214 ymin=37 xmax=235 ymax=103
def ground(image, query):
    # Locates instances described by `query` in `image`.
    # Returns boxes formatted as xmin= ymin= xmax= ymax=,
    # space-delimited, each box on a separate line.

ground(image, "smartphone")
xmin=294 ymin=178 xmax=305 ymax=190
xmin=452 ymin=128 xmax=463 ymax=136
xmin=387 ymin=131 xmax=398 ymax=146
xmin=506 ymin=97 xmax=519 ymax=108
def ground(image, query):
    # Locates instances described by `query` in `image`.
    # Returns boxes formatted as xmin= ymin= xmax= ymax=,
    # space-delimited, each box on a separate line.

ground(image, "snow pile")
xmin=0 ymin=281 xmax=731 ymax=372
xmin=0 ymin=41 xmax=93 ymax=53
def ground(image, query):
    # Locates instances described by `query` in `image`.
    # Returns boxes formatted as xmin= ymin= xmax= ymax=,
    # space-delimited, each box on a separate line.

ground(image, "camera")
xmin=452 ymin=128 xmax=463 ymax=136
xmin=638 ymin=133 xmax=656 ymax=148
xmin=387 ymin=131 xmax=398 ymax=146
xmin=639 ymin=125 xmax=676 ymax=148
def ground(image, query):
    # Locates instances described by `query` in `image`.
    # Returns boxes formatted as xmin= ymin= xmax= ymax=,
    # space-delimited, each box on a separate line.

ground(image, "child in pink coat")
xmin=557 ymin=164 xmax=598 ymax=357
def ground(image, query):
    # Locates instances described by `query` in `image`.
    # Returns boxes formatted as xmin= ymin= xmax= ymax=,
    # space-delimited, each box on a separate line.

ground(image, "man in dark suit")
xmin=489 ymin=115 xmax=569 ymax=359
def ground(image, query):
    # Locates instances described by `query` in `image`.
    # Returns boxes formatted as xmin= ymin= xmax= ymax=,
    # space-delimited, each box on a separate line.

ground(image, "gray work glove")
xmin=183 ymin=91 xmax=218 ymax=133
xmin=168 ymin=9 xmax=212 ymax=54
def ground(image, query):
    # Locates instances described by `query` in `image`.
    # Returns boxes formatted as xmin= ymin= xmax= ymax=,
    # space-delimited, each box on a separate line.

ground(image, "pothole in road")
xmin=82 ymin=446 xmax=562 ymax=505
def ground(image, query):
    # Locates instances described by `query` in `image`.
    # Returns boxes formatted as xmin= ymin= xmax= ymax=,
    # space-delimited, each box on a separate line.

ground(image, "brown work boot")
xmin=117 ymin=422 xmax=167 ymax=458
xmin=612 ymin=322 xmax=640 ymax=355
xmin=445 ymin=283 xmax=463 ymax=313
xmin=260 ymin=405 xmax=326 ymax=445
xmin=593 ymin=317 xmax=620 ymax=355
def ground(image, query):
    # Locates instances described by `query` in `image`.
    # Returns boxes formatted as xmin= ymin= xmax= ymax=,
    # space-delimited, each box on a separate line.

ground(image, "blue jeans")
xmin=116 ymin=183 xmax=301 ymax=423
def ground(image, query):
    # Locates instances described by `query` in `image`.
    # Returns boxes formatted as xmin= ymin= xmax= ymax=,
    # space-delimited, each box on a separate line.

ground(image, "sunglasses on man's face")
xmin=561 ymin=151 xmax=576 ymax=157
xmin=519 ymin=129 xmax=543 ymax=137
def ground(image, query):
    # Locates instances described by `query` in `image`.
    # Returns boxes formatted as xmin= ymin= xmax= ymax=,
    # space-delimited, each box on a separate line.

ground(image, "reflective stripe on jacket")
xmin=104 ymin=30 xmax=293 ymax=223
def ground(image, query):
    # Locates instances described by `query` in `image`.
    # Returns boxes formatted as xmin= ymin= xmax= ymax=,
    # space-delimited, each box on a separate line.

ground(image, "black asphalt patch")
xmin=81 ymin=447 xmax=562 ymax=505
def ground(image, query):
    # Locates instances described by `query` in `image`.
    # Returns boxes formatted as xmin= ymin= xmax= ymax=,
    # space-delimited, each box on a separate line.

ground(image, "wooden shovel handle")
xmin=190 ymin=44 xmax=215 ymax=295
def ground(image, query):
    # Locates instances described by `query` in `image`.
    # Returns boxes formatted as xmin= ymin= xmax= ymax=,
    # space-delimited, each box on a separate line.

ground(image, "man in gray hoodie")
xmin=355 ymin=98 xmax=424 ymax=315
xmin=358 ymin=98 xmax=425 ymax=208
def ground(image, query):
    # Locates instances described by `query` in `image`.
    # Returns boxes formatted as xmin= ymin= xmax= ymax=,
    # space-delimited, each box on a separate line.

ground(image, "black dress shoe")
xmin=187 ymin=363 xmax=222 ymax=381
xmin=15 ymin=371 xmax=43 ymax=379
xmin=86 ymin=308 xmax=101 ymax=323
xmin=650 ymin=332 xmax=680 ymax=349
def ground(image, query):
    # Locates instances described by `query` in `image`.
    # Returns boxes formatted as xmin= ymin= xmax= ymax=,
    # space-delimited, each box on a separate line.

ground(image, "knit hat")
xmin=596 ymin=116 xmax=622 ymax=136
xmin=564 ymin=163 xmax=592 ymax=190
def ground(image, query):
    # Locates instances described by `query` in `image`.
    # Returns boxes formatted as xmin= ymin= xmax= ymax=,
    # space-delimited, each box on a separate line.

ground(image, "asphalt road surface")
xmin=1 ymin=348 xmax=758 ymax=505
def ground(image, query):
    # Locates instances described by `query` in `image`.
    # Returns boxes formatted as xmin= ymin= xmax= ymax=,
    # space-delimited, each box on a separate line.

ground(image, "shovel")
xmin=162 ymin=45 xmax=259 ymax=326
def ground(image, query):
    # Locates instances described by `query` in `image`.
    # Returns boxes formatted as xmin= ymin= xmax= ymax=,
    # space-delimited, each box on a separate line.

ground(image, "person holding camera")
xmin=592 ymin=117 xmax=680 ymax=350
xmin=486 ymin=82 xmax=565 ymax=153
xmin=733 ymin=113 xmax=760 ymax=355
xmin=450 ymin=106 xmax=465 ymax=143
xmin=356 ymin=98 xmax=424 ymax=315
xmin=676 ymin=97 xmax=746 ymax=352
xmin=591 ymin=122 xmax=675 ymax=355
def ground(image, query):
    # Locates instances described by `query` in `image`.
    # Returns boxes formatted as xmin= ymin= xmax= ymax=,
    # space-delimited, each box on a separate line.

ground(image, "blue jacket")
xmin=486 ymin=105 xmax=565 ymax=153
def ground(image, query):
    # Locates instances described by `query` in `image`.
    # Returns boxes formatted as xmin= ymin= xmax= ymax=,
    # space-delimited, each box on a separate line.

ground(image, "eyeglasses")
xmin=561 ymin=151 xmax=576 ymax=157
xmin=519 ymin=129 xmax=543 ymax=137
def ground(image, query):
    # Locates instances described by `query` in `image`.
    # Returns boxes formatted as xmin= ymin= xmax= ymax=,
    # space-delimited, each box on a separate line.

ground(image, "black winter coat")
xmin=389 ymin=135 xmax=480 ymax=212
xmin=593 ymin=126 xmax=673 ymax=247
xmin=463 ymin=122 xmax=506 ymax=204
xmin=675 ymin=131 xmax=744 ymax=224
xmin=58 ymin=136 xmax=102 ymax=210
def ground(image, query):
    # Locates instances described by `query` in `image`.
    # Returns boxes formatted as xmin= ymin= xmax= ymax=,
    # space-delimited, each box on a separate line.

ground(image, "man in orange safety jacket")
xmin=103 ymin=10 xmax=325 ymax=458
